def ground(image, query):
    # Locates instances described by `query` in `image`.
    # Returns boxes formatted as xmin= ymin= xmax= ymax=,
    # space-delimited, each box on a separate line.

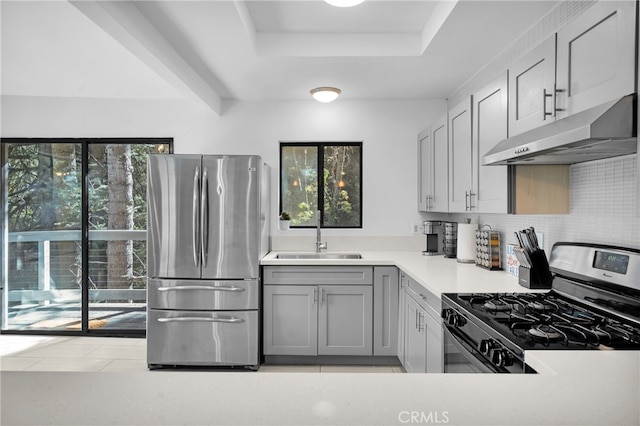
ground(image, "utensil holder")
xmin=518 ymin=249 xmax=552 ymax=289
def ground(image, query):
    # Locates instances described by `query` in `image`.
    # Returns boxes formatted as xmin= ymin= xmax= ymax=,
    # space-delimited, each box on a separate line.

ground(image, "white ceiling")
xmin=1 ymin=0 xmax=560 ymax=115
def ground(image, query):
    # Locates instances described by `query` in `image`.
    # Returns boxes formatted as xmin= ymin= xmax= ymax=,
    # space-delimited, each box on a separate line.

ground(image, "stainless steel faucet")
xmin=316 ymin=210 xmax=327 ymax=253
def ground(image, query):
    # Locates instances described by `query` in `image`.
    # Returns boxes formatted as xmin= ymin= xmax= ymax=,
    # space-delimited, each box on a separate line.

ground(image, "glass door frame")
xmin=1 ymin=138 xmax=173 ymax=337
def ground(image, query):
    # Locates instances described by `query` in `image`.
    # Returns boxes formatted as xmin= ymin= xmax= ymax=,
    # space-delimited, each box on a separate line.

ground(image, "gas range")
xmin=441 ymin=242 xmax=640 ymax=373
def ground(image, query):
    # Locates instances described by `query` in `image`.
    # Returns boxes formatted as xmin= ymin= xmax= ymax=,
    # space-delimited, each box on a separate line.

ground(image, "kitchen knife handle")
xmin=201 ymin=167 xmax=209 ymax=268
xmin=192 ymin=166 xmax=201 ymax=268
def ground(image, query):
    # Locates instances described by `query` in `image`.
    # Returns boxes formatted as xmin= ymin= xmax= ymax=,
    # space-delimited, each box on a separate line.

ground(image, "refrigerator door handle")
xmin=201 ymin=166 xmax=209 ymax=268
xmin=157 ymin=316 xmax=245 ymax=324
xmin=158 ymin=285 xmax=246 ymax=293
xmin=192 ymin=166 xmax=201 ymax=268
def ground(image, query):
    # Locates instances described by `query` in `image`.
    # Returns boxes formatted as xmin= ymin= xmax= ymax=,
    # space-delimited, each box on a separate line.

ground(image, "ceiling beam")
xmin=421 ymin=0 xmax=458 ymax=54
xmin=70 ymin=0 xmax=222 ymax=116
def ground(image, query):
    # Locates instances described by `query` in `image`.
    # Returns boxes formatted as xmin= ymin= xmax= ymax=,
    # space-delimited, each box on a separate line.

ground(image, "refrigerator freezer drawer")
xmin=147 ymin=309 xmax=258 ymax=367
xmin=147 ymin=279 xmax=258 ymax=310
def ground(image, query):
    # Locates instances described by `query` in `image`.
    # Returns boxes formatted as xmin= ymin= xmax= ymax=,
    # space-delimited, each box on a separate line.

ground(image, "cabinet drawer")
xmin=407 ymin=279 xmax=441 ymax=321
xmin=148 ymin=279 xmax=258 ymax=310
xmin=263 ymin=266 xmax=373 ymax=285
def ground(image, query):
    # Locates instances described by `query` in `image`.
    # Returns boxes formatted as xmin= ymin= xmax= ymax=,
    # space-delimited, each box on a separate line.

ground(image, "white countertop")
xmin=258 ymin=250 xmax=640 ymax=425
xmin=262 ymin=250 xmax=534 ymax=296
xmin=3 ymin=351 xmax=638 ymax=425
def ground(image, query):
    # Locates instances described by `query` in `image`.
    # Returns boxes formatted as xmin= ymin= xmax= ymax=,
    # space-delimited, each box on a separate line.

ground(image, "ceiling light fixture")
xmin=324 ymin=0 xmax=365 ymax=7
xmin=310 ymin=87 xmax=341 ymax=103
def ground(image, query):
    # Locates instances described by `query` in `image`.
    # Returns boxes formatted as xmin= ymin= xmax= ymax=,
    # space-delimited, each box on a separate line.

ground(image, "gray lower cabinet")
xmin=263 ymin=266 xmax=375 ymax=357
xmin=373 ymin=266 xmax=399 ymax=356
xmin=318 ymin=285 xmax=373 ymax=356
xmin=404 ymin=292 xmax=427 ymax=373
xmin=399 ymin=270 xmax=443 ymax=373
xmin=263 ymin=285 xmax=317 ymax=356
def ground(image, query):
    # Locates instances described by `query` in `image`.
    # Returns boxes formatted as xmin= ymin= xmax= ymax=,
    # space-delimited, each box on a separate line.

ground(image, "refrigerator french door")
xmin=146 ymin=154 xmax=269 ymax=369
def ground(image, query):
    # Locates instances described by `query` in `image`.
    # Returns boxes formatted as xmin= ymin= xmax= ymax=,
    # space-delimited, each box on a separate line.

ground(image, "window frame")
xmin=279 ymin=141 xmax=363 ymax=229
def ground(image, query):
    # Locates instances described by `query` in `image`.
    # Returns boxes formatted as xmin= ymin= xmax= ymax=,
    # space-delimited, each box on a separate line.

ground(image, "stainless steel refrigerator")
xmin=146 ymin=154 xmax=269 ymax=369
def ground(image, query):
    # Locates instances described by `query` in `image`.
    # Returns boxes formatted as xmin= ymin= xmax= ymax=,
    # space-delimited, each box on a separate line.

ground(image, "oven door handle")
xmin=443 ymin=326 xmax=500 ymax=374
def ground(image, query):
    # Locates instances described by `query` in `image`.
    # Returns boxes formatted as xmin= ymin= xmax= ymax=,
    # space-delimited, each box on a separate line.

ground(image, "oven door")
xmin=443 ymin=325 xmax=500 ymax=373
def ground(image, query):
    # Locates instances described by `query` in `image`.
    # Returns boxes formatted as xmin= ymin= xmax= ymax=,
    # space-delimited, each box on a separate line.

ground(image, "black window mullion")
xmin=317 ymin=143 xmax=324 ymax=227
xmin=81 ymin=141 xmax=90 ymax=333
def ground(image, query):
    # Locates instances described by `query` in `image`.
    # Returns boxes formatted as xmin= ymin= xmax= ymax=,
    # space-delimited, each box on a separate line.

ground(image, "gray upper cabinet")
xmin=448 ymin=75 xmax=508 ymax=213
xmin=431 ymin=116 xmax=449 ymax=212
xmin=472 ymin=73 xmax=509 ymax=213
xmin=418 ymin=115 xmax=449 ymax=212
xmin=417 ymin=126 xmax=432 ymax=212
xmin=555 ymin=1 xmax=636 ymax=119
xmin=509 ymin=36 xmax=556 ymax=137
xmin=448 ymin=97 xmax=473 ymax=212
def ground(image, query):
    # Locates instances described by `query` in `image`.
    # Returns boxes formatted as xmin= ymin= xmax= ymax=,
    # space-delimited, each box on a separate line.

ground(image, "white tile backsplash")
xmin=442 ymin=154 xmax=639 ymax=267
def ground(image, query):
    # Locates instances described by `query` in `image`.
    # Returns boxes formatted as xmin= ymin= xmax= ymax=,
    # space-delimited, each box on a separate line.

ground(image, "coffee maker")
xmin=422 ymin=221 xmax=442 ymax=256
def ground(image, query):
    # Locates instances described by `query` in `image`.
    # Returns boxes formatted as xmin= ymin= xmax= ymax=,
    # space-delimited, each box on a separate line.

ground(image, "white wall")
xmin=1 ymin=95 xmax=445 ymax=236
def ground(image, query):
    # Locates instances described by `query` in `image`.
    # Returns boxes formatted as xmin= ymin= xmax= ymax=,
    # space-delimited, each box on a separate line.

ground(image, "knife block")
xmin=518 ymin=249 xmax=552 ymax=289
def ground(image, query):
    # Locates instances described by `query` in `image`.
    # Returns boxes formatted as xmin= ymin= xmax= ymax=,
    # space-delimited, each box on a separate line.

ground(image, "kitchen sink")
xmin=276 ymin=253 xmax=362 ymax=260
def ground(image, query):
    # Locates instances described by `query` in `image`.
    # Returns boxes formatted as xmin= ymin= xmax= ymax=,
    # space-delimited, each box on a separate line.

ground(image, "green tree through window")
xmin=280 ymin=142 xmax=362 ymax=228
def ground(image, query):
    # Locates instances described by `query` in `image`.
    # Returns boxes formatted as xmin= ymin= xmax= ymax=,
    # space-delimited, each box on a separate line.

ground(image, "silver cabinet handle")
xmin=319 ymin=287 xmax=325 ymax=305
xmin=553 ymin=84 xmax=564 ymax=115
xmin=158 ymin=316 xmax=244 ymax=324
xmin=201 ymin=166 xmax=209 ymax=268
xmin=417 ymin=312 xmax=425 ymax=332
xmin=468 ymin=190 xmax=476 ymax=211
xmin=192 ymin=166 xmax=201 ymax=268
xmin=465 ymin=190 xmax=469 ymax=211
xmin=313 ymin=287 xmax=318 ymax=305
xmin=158 ymin=285 xmax=245 ymax=292
xmin=543 ymin=88 xmax=553 ymax=120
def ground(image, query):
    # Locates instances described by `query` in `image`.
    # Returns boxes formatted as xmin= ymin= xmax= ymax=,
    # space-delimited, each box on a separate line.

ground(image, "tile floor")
xmin=0 ymin=335 xmax=405 ymax=373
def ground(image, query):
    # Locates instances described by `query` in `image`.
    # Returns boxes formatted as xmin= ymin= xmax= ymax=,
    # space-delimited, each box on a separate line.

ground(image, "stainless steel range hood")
xmin=482 ymin=95 xmax=637 ymax=165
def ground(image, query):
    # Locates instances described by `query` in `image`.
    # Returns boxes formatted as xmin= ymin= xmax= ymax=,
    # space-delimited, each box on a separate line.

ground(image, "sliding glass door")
xmin=2 ymin=142 xmax=83 ymax=331
xmin=1 ymin=139 xmax=171 ymax=335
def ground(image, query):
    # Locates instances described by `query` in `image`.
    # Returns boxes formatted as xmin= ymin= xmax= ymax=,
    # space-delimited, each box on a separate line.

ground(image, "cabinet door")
xmin=318 ymin=285 xmax=373 ymax=356
xmin=448 ymin=97 xmax=473 ymax=213
xmin=373 ymin=267 xmax=399 ymax=356
xmin=404 ymin=294 xmax=427 ymax=373
xmin=418 ymin=127 xmax=432 ymax=212
xmin=263 ymin=285 xmax=317 ymax=356
xmin=425 ymin=310 xmax=443 ymax=373
xmin=431 ymin=115 xmax=449 ymax=212
xmin=509 ymin=36 xmax=556 ymax=136
xmin=556 ymin=1 xmax=636 ymax=119
xmin=472 ymin=74 xmax=509 ymax=213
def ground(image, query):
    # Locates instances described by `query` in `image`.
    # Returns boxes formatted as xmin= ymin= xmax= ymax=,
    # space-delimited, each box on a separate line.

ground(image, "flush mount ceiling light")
xmin=310 ymin=87 xmax=341 ymax=103
xmin=324 ymin=0 xmax=366 ymax=7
